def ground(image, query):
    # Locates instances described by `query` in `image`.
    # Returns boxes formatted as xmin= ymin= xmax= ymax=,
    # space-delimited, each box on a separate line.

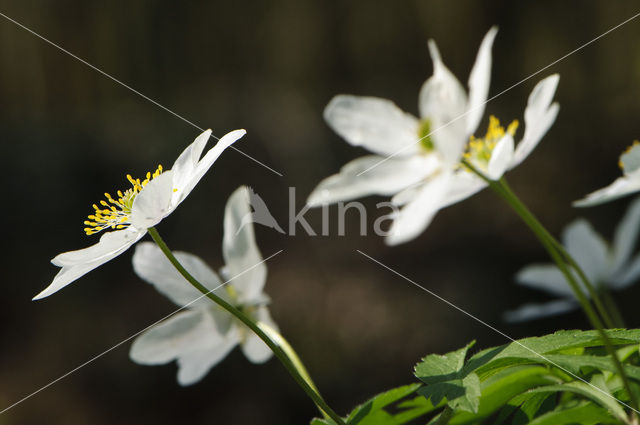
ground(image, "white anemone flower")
xmin=505 ymin=196 xmax=640 ymax=322
xmin=574 ymin=142 xmax=640 ymax=207
xmin=307 ymin=27 xmax=498 ymax=245
xmin=129 ymin=186 xmax=276 ymax=386
xmin=34 ymin=129 xmax=245 ymax=300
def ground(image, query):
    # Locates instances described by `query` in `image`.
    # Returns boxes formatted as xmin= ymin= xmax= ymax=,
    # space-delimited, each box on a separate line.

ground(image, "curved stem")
xmin=496 ymin=178 xmax=616 ymax=329
xmin=147 ymin=227 xmax=345 ymax=425
xmin=460 ymin=161 xmax=638 ymax=412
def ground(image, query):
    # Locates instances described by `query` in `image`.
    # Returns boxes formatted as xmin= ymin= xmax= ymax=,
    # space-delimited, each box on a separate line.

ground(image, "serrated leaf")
xmin=415 ymin=341 xmax=476 ymax=384
xmin=462 ymin=329 xmax=640 ymax=379
xmin=417 ymin=373 xmax=481 ymax=414
xmin=415 ymin=342 xmax=481 ymax=413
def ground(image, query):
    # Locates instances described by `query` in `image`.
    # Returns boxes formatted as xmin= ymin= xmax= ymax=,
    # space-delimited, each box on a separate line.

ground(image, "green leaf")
xmin=343 ymin=383 xmax=440 ymax=425
xmin=415 ymin=342 xmax=476 ymax=385
xmin=415 ymin=342 xmax=481 ymax=413
xmin=527 ymin=400 xmax=619 ymax=425
xmin=495 ymin=392 xmax=554 ymax=425
xmin=448 ymin=365 xmax=562 ymax=424
xmin=310 ymin=419 xmax=335 ymax=425
xmin=529 ymin=375 xmax=628 ymax=422
xmin=462 ymin=329 xmax=640 ymax=380
xmin=512 ymin=392 xmax=554 ymax=425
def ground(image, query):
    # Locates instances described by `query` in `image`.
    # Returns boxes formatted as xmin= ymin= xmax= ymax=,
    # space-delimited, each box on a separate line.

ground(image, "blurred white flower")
xmin=129 ymin=186 xmax=277 ymax=386
xmin=34 ymin=129 xmax=245 ymax=300
xmin=308 ymin=28 xmax=498 ymax=245
xmin=574 ymin=141 xmax=640 ymax=207
xmin=505 ymin=196 xmax=640 ymax=322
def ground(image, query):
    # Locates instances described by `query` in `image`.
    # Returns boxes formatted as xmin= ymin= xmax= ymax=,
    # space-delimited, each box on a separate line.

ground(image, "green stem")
xmin=599 ymin=284 xmax=627 ymax=328
xmin=460 ymin=161 xmax=638 ymax=413
xmin=147 ymin=227 xmax=345 ymax=425
xmin=435 ymin=406 xmax=454 ymax=425
xmin=496 ymin=178 xmax=616 ymax=329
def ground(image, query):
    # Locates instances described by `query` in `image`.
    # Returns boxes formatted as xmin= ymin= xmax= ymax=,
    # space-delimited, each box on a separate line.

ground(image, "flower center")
xmin=417 ymin=119 xmax=435 ymax=152
xmin=463 ymin=115 xmax=518 ymax=170
xmin=84 ymin=165 xmax=163 ymax=235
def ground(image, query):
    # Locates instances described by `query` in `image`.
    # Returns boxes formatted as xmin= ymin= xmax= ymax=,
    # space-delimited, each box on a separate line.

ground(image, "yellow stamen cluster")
xmin=463 ymin=115 xmax=518 ymax=167
xmin=84 ymin=165 xmax=163 ymax=235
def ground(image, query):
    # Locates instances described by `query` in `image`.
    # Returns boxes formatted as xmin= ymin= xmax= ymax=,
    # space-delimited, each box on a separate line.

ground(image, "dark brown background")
xmin=2 ymin=1 xmax=640 ymax=424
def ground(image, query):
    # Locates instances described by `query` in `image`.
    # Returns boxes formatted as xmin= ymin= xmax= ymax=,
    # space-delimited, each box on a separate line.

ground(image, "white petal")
xmin=391 ymin=183 xmax=422 ymax=206
xmin=466 ymin=27 xmax=497 ymax=135
xmin=487 ymin=134 xmax=514 ymax=180
xmin=223 ymin=186 xmax=267 ymax=305
xmin=619 ymin=143 xmax=640 ymax=174
xmin=171 ymin=129 xmax=245 ymax=208
xmin=307 ymin=154 xmax=439 ymax=206
xmin=323 ymin=95 xmax=420 ymax=157
xmin=130 ymin=171 xmax=175 ymax=229
xmin=562 ymin=219 xmax=608 ymax=284
xmin=176 ymin=325 xmax=240 ymax=386
xmin=130 ymin=309 xmax=240 ymax=386
xmin=393 ymin=171 xmax=486 ymax=209
xmin=241 ymin=307 xmax=277 ymax=364
xmin=130 ymin=309 xmax=212 ymax=365
xmin=171 ymin=130 xmax=212 ymax=199
xmin=573 ymin=170 xmax=640 ymax=207
xmin=515 ymin=264 xmax=574 ymax=297
xmin=419 ymin=42 xmax=468 ymax=166
xmin=132 ymin=242 xmax=226 ymax=308
xmin=35 ymin=228 xmax=144 ymax=300
xmin=385 ymin=174 xmax=449 ymax=245
xmin=610 ymin=253 xmax=640 ymax=290
xmin=503 ymin=299 xmax=578 ymax=323
xmin=437 ymin=171 xmax=487 ymax=209
xmin=611 ymin=196 xmax=640 ymax=272
xmin=511 ymin=75 xmax=560 ymax=168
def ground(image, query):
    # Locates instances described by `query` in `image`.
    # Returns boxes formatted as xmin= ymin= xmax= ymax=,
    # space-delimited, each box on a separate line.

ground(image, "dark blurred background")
xmin=2 ymin=1 xmax=640 ymax=424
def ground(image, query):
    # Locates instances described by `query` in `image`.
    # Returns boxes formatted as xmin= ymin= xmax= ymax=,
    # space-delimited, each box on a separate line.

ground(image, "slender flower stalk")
xmin=495 ymin=178 xmax=616 ymax=329
xmin=146 ymin=226 xmax=345 ymax=425
xmin=461 ymin=160 xmax=639 ymax=413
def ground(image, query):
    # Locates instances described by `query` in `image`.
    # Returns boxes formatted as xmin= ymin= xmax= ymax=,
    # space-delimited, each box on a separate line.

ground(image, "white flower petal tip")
xmin=218 ymin=129 xmax=246 ymax=147
xmin=466 ymin=27 xmax=498 ymax=135
xmin=503 ymin=299 xmax=577 ymax=323
xmin=573 ymin=143 xmax=640 ymax=207
xmin=34 ymin=229 xmax=144 ymax=300
xmin=573 ymin=173 xmax=640 ymax=208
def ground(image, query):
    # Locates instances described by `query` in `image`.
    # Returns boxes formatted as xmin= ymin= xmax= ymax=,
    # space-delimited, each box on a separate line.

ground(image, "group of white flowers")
xmin=35 ymin=26 xmax=640 ymax=386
